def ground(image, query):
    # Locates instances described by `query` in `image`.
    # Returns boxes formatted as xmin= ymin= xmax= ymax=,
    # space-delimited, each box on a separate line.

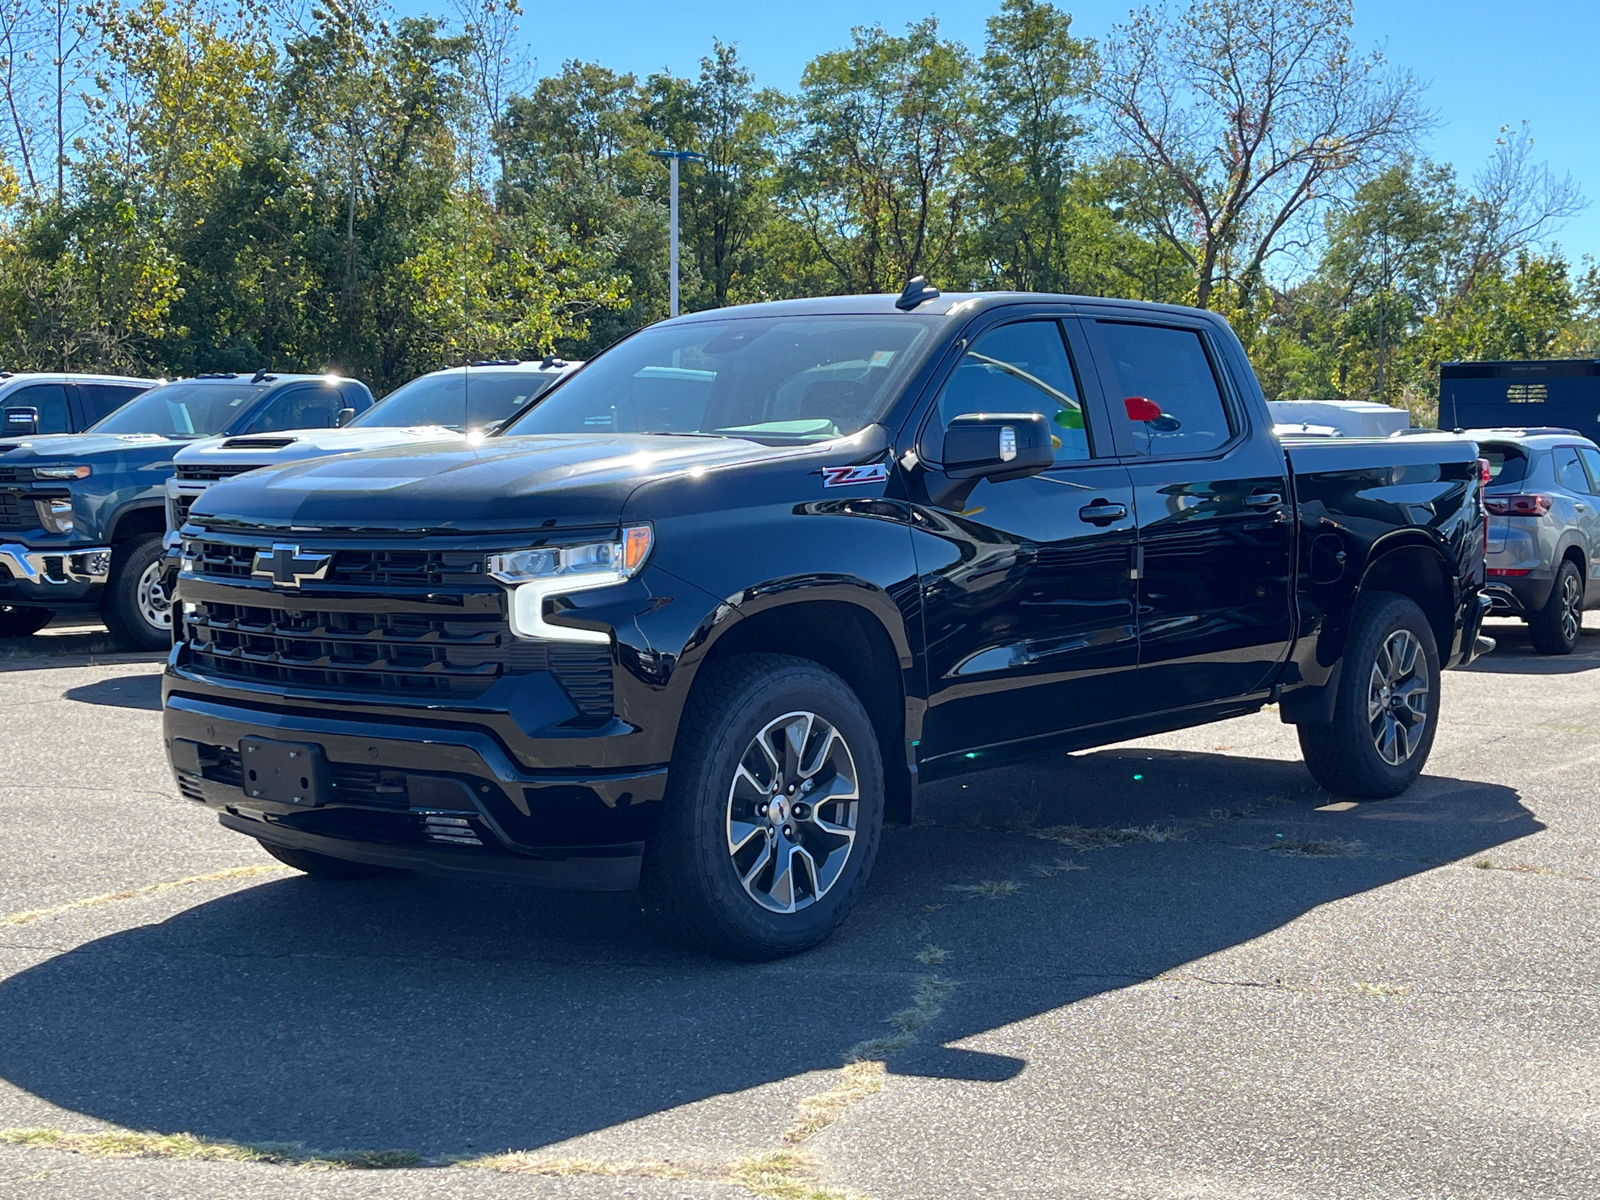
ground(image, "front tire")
xmin=0 ymin=606 xmax=53 ymax=638
xmin=1529 ymin=559 xmax=1583 ymax=655
xmin=644 ymin=653 xmax=885 ymax=960
xmin=1298 ymin=591 xmax=1439 ymax=799
xmin=256 ymin=839 xmax=402 ymax=880
xmin=101 ymin=533 xmax=172 ymax=651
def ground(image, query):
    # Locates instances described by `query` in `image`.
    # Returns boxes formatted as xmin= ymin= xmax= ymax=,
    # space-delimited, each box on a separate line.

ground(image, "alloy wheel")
xmin=1367 ymin=629 xmax=1428 ymax=766
xmin=1559 ymin=570 xmax=1582 ymax=644
xmin=725 ymin=710 xmax=859 ymax=913
xmin=136 ymin=560 xmax=173 ymax=631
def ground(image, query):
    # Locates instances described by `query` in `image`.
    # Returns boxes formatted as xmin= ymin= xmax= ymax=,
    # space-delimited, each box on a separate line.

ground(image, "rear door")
xmin=1082 ymin=315 xmax=1294 ymax=707
xmin=913 ymin=314 xmax=1141 ymax=760
xmin=1563 ymin=445 xmax=1600 ymax=597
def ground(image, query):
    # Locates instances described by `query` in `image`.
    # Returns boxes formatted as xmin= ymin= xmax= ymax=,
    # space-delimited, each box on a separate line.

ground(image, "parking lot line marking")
xmin=1315 ymin=801 xmax=1360 ymax=811
xmin=0 ymin=865 xmax=289 ymax=928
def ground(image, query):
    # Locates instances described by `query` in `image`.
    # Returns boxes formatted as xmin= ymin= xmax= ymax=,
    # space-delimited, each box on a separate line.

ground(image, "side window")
xmin=1555 ymin=446 xmax=1592 ymax=494
xmin=934 ymin=320 xmax=1093 ymax=464
xmin=1578 ymin=448 xmax=1600 ymax=494
xmin=81 ymin=383 xmax=148 ymax=423
xmin=248 ymin=386 xmax=342 ymax=433
xmin=4 ymin=383 xmax=72 ymax=433
xmin=1094 ymin=322 xmax=1233 ymax=457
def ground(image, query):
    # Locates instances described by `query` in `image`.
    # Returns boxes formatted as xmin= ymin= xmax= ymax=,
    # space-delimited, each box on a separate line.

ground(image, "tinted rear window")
xmin=1481 ymin=444 xmax=1528 ymax=488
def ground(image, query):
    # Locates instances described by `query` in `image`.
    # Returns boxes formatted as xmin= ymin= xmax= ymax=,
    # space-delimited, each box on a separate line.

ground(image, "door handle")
xmin=1245 ymin=492 xmax=1283 ymax=510
xmin=1079 ymin=501 xmax=1128 ymax=524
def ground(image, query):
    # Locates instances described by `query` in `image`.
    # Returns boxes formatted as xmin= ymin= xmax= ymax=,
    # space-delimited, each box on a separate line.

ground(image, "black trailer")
xmin=1439 ymin=360 xmax=1600 ymax=440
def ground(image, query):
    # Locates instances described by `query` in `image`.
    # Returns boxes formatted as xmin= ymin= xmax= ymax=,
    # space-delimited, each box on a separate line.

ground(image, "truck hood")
xmin=190 ymin=433 xmax=820 ymax=533
xmin=176 ymin=425 xmax=461 ymax=467
xmin=0 ymin=432 xmax=185 ymax=465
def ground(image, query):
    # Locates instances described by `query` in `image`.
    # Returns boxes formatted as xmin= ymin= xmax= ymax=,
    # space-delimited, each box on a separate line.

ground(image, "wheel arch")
xmin=1357 ymin=536 xmax=1456 ymax=659
xmin=105 ymin=503 xmax=166 ymax=544
xmin=678 ymin=594 xmax=915 ymax=824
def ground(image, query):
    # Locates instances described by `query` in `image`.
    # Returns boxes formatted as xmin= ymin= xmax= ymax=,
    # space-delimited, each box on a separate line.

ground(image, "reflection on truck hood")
xmin=190 ymin=433 xmax=809 ymax=532
xmin=175 ymin=425 xmax=460 ymax=467
xmin=0 ymin=432 xmax=182 ymax=463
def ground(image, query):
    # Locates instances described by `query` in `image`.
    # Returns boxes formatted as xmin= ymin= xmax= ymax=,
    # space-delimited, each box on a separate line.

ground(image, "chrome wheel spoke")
xmin=1368 ymin=628 xmax=1428 ymax=766
xmin=726 ymin=708 xmax=859 ymax=914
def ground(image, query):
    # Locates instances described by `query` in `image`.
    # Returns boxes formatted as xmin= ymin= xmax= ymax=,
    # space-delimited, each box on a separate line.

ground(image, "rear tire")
xmin=257 ymin=839 xmax=402 ymax=880
xmin=644 ymin=653 xmax=884 ymax=960
xmin=1528 ymin=559 xmax=1582 ymax=655
xmin=1298 ymin=591 xmax=1439 ymax=799
xmin=101 ymin=533 xmax=172 ymax=651
xmin=0 ymin=606 xmax=53 ymax=637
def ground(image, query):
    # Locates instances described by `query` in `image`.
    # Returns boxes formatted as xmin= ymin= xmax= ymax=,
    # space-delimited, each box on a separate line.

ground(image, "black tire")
xmin=1298 ymin=591 xmax=1440 ymax=799
xmin=644 ymin=653 xmax=885 ymax=960
xmin=0 ymin=606 xmax=53 ymax=637
xmin=100 ymin=533 xmax=172 ymax=651
xmin=1528 ymin=558 xmax=1583 ymax=655
xmin=256 ymin=839 xmax=401 ymax=880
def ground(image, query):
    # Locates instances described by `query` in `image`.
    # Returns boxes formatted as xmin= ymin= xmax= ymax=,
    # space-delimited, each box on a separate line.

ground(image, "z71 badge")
xmin=821 ymin=463 xmax=889 ymax=488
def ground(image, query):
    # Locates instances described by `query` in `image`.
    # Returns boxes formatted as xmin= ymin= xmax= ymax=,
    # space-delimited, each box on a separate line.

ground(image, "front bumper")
xmin=0 ymin=542 xmax=111 ymax=604
xmin=163 ymin=689 xmax=667 ymax=890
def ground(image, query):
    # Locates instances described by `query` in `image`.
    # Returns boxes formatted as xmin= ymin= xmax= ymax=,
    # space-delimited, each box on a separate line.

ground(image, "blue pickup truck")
xmin=0 ymin=371 xmax=372 ymax=646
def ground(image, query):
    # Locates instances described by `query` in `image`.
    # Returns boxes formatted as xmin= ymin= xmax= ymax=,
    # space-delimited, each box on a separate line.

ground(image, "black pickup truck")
xmin=163 ymin=290 xmax=1490 ymax=958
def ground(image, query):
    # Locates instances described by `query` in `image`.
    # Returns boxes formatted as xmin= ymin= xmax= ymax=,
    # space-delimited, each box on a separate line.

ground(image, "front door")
xmin=912 ymin=316 xmax=1140 ymax=765
xmin=1082 ymin=315 xmax=1295 ymax=707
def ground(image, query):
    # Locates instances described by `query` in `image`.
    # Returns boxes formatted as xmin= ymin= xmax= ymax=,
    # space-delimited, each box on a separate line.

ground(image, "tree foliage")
xmin=0 ymin=0 xmax=1589 ymax=413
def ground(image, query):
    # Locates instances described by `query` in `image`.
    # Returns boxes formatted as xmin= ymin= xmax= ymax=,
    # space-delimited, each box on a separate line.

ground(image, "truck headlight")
xmin=33 ymin=465 xmax=90 ymax=480
xmin=488 ymin=525 xmax=652 ymax=643
xmin=35 ymin=498 xmax=74 ymax=533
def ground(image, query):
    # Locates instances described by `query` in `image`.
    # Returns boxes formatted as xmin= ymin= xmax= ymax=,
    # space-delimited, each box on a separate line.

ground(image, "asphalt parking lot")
xmin=0 ymin=615 xmax=1596 ymax=1199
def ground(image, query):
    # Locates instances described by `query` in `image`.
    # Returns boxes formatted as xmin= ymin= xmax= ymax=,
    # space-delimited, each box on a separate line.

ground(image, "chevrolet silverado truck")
xmin=163 ymin=288 xmax=1490 ymax=959
xmin=0 ymin=371 xmax=371 ymax=646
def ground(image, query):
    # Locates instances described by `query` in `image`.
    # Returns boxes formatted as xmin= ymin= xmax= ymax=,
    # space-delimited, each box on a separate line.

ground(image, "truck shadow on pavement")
xmin=1464 ymin=619 xmax=1600 ymax=674
xmin=0 ymin=748 xmax=1536 ymax=1158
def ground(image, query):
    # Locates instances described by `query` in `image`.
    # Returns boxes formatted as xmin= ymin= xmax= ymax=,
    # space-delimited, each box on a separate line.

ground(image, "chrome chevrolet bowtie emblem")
xmin=252 ymin=543 xmax=331 ymax=589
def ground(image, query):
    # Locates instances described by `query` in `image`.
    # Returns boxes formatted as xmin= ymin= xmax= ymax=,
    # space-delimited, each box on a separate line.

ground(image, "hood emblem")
xmin=822 ymin=462 xmax=888 ymax=488
xmin=252 ymin=544 xmax=332 ymax=589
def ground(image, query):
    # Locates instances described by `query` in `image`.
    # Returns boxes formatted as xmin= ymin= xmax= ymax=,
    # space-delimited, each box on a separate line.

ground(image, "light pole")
xmin=648 ymin=148 xmax=704 ymax=317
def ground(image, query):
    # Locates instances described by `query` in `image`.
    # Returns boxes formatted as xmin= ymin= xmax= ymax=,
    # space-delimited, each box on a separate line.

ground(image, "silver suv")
xmin=1479 ymin=427 xmax=1600 ymax=653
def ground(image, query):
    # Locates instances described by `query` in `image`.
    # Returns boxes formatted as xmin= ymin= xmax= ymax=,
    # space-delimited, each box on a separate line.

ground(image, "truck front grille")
xmin=187 ymin=539 xmax=487 ymax=588
xmin=182 ymin=598 xmax=613 ymax=712
xmin=175 ymin=463 xmax=265 ymax=482
xmin=0 ymin=491 xmax=32 ymax=530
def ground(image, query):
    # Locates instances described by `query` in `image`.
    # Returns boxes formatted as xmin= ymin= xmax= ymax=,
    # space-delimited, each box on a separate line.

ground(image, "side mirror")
xmin=335 ymin=407 xmax=356 ymax=427
xmin=3 ymin=406 xmax=38 ymax=436
xmin=923 ymin=412 xmax=1054 ymax=509
xmin=942 ymin=412 xmax=1054 ymax=481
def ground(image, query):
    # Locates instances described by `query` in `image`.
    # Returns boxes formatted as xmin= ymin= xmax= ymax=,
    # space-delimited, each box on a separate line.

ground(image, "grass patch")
xmin=783 ymin=1061 xmax=886 ymax=1145
xmin=1029 ymin=823 xmax=1187 ymax=849
xmin=0 ymin=1128 xmax=419 ymax=1169
xmin=914 ymin=943 xmax=950 ymax=966
xmin=1269 ymin=837 xmax=1362 ymax=856
xmin=1031 ymin=858 xmax=1086 ymax=878
xmin=460 ymin=1151 xmax=688 ymax=1177
xmin=1 ymin=865 xmax=288 ymax=927
xmin=945 ymin=879 xmax=1022 ymax=900
xmin=730 ymin=1151 xmax=854 ymax=1200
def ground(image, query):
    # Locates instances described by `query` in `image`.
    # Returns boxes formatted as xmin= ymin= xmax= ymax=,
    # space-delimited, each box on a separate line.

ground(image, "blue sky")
xmin=414 ymin=0 xmax=1600 ymax=264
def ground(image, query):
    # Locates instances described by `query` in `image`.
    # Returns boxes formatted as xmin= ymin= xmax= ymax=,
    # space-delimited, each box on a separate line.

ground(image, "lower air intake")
xmin=422 ymin=814 xmax=483 ymax=846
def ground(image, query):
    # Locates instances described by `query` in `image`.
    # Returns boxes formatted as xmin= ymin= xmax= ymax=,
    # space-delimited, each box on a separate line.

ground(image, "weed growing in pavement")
xmin=1269 ymin=837 xmax=1363 ymax=856
xmin=915 ymin=943 xmax=949 ymax=965
xmin=945 ymin=879 xmax=1023 ymax=900
xmin=0 ymin=1128 xmax=420 ymax=1169
xmin=1029 ymin=823 xmax=1188 ymax=849
xmin=1031 ymin=858 xmax=1087 ymax=877
xmin=460 ymin=1151 xmax=689 ymax=1177
xmin=783 ymin=1062 xmax=887 ymax=1145
xmin=729 ymin=1151 xmax=855 ymax=1199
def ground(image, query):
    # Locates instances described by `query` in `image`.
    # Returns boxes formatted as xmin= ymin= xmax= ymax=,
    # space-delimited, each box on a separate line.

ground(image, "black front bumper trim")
xmin=221 ymin=811 xmax=641 ymax=890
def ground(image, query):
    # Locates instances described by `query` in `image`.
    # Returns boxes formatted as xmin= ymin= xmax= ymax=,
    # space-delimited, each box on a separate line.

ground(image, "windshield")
xmin=502 ymin=316 xmax=940 ymax=443
xmin=352 ymin=369 xmax=567 ymax=432
xmin=90 ymin=382 xmax=268 ymax=437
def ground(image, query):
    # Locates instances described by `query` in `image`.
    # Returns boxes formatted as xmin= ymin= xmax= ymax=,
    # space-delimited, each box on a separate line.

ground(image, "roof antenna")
xmin=250 ymin=367 xmax=272 ymax=383
xmin=896 ymin=275 xmax=940 ymax=311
